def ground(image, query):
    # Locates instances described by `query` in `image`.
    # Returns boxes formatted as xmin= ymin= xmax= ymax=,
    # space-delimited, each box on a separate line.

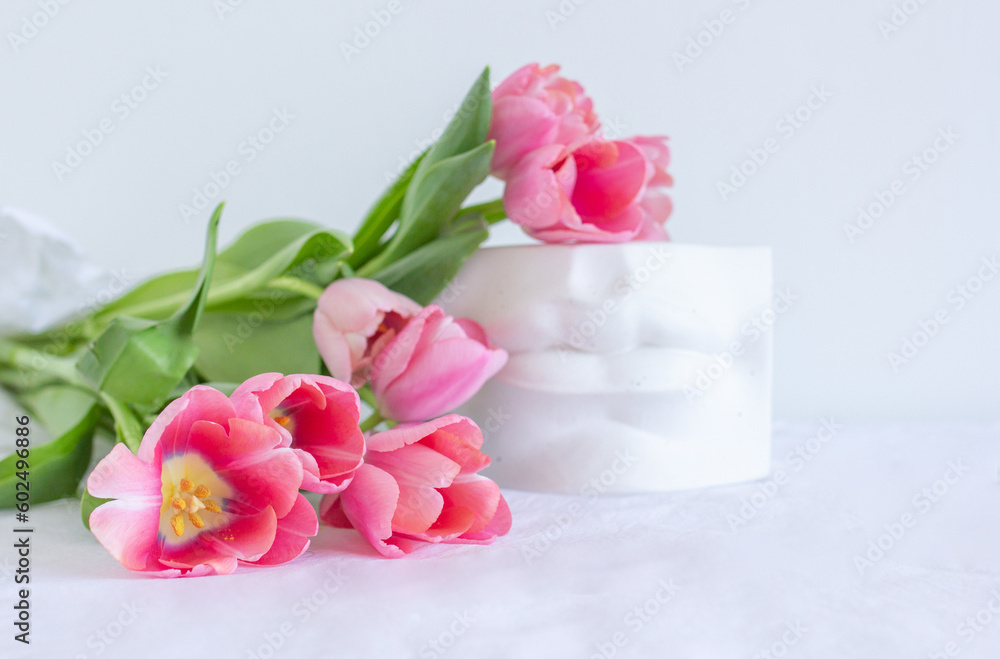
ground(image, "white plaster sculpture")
xmin=440 ymin=242 xmax=773 ymax=494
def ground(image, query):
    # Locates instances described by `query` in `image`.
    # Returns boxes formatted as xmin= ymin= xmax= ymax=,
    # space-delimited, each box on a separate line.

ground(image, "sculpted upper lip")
xmin=486 ymin=297 xmax=733 ymax=356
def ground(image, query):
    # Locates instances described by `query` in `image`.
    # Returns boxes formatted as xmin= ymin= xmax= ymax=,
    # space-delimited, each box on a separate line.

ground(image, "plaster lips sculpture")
xmin=439 ymin=242 xmax=773 ymax=494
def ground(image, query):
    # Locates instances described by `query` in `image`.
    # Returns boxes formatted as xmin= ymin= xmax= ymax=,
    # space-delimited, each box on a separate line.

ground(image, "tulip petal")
xmin=529 ymin=224 xmax=637 ymax=243
xmin=199 ymin=419 xmax=301 ymax=517
xmin=423 ymin=506 xmax=476 ymax=540
xmin=294 ymin=448 xmax=327 ymax=493
xmin=366 ymin=443 xmax=460 ymax=488
xmin=318 ymin=493 xmax=350 ymax=528
xmin=502 ymin=144 xmax=573 ymax=230
xmin=377 ymin=336 xmax=507 ymax=422
xmin=158 ymin=556 xmax=238 ymax=576
xmin=392 ymin=483 xmax=444 ymax=535
xmin=231 ymin=372 xmax=290 ymax=421
xmin=151 ymin=564 xmax=219 ymax=579
xmin=369 ymin=305 xmax=437 ymax=393
xmin=250 ymin=494 xmax=318 ymax=566
xmin=440 ymin=475 xmax=502 ymax=535
xmin=366 ymin=414 xmax=478 ymax=453
xmin=139 ymin=386 xmax=237 ymax=462
xmin=492 ymin=62 xmax=541 ymax=98
xmin=89 ymin=498 xmax=162 ymax=571
xmin=334 ymin=464 xmax=407 ymax=558
xmin=573 ymin=140 xmax=647 ymax=218
xmin=418 ymin=415 xmax=488 ymax=461
xmin=86 ymin=442 xmax=161 ymax=500
xmin=639 ymin=188 xmax=674 ymax=228
xmin=489 ymin=96 xmax=559 ymax=178
xmin=313 ymin=312 xmax=356 ymax=382
xmin=160 ymin=505 xmax=278 ymax=570
xmin=453 ymin=493 xmax=513 ymax=544
xmin=183 ymin=418 xmax=279 ymax=467
xmin=282 ymin=384 xmax=365 ymax=484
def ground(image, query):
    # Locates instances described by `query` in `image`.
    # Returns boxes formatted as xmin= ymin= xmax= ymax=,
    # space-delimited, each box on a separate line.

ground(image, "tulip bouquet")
xmin=0 ymin=63 xmax=672 ymax=576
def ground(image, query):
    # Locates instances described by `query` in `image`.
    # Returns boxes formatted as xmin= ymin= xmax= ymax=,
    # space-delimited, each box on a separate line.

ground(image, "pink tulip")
xmin=231 ymin=373 xmax=366 ymax=494
xmin=502 ymin=136 xmax=674 ymax=243
xmin=319 ymin=415 xmax=511 ymax=557
xmin=489 ymin=63 xmax=600 ymax=180
xmin=313 ymin=278 xmax=423 ymax=387
xmin=630 ymin=136 xmax=674 ymax=240
xmin=86 ymin=386 xmax=315 ymax=576
xmin=369 ymin=304 xmax=508 ymax=422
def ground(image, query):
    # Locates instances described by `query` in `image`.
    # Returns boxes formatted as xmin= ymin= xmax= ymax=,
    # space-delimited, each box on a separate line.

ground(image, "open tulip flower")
xmin=319 ymin=415 xmax=511 ymax=557
xmin=368 ymin=304 xmax=508 ymax=422
xmin=313 ymin=277 xmax=423 ymax=387
xmin=232 ymin=373 xmax=366 ymax=494
xmin=86 ymin=386 xmax=316 ymax=576
xmin=502 ymin=136 xmax=673 ymax=243
xmin=488 ymin=63 xmax=600 ymax=180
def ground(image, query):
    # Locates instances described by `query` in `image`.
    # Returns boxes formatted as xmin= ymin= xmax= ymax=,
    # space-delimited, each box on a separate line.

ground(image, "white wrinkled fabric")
xmin=0 ymin=206 xmax=109 ymax=334
xmin=0 ymin=421 xmax=997 ymax=658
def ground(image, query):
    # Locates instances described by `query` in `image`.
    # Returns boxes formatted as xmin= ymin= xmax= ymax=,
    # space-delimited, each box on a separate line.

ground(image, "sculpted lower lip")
xmin=495 ymin=347 xmax=735 ymax=394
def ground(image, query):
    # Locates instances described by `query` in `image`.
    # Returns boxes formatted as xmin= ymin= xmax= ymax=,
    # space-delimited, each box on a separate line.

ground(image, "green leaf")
xmin=217 ymin=220 xmax=320 ymax=271
xmin=17 ymin=385 xmax=96 ymax=434
xmin=192 ymin=311 xmax=319 ymax=383
xmin=76 ymin=205 xmax=223 ymax=405
xmin=412 ymin=67 xmax=492 ymax=182
xmin=347 ymin=151 xmax=426 ymax=269
xmin=357 ymin=68 xmax=493 ymax=275
xmin=81 ymin=489 xmax=111 ymax=531
xmin=93 ymin=220 xmax=351 ymax=324
xmin=373 ymin=212 xmax=489 ymax=305
xmin=187 ymin=222 xmax=352 ymax=300
xmin=76 ymin=316 xmax=199 ymax=404
xmin=171 ymin=202 xmax=224 ymax=336
xmin=198 ymin=292 xmax=316 ymax=320
xmin=0 ymin=403 xmax=100 ymax=508
xmin=362 ymin=142 xmax=494 ymax=273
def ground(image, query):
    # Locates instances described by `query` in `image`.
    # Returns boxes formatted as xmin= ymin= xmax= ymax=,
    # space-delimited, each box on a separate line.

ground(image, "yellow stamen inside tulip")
xmin=170 ymin=513 xmax=184 ymax=537
xmin=160 ymin=455 xmax=233 ymax=541
xmin=188 ymin=512 xmax=205 ymax=529
xmin=164 ymin=479 xmax=219 ymax=537
xmin=272 ymin=415 xmax=291 ymax=428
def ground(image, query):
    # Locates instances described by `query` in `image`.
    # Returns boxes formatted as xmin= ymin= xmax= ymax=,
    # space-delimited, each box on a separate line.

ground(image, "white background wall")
xmin=1 ymin=0 xmax=997 ymax=422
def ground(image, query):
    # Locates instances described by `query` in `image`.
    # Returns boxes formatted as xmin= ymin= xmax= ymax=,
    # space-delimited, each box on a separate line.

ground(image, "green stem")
xmin=0 ymin=339 xmax=86 ymax=389
xmin=356 ymin=385 xmax=378 ymax=410
xmin=461 ymin=198 xmax=506 ymax=225
xmin=354 ymin=252 xmax=387 ymax=278
xmin=267 ymin=276 xmax=324 ymax=300
xmin=359 ymin=410 xmax=383 ymax=432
